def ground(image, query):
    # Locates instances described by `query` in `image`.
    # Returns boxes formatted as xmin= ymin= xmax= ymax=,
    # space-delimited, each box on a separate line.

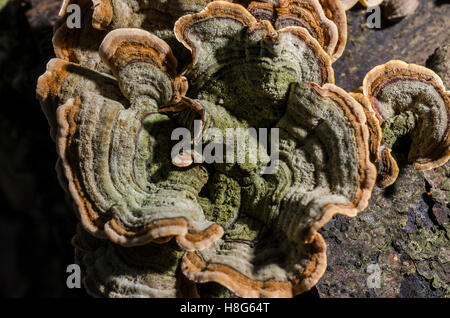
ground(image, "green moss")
xmin=142 ymin=113 xmax=209 ymax=194
xmin=194 ymin=61 xmax=295 ymax=128
xmin=381 ymin=110 xmax=418 ymax=148
xmin=198 ymin=173 xmax=240 ymax=228
xmin=224 ymin=216 xmax=265 ymax=242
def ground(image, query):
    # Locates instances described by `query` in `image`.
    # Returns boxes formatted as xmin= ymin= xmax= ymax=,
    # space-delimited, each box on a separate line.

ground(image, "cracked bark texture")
xmin=318 ymin=164 xmax=450 ymax=297
xmin=318 ymin=0 xmax=450 ymax=298
xmin=0 ymin=0 xmax=448 ymax=297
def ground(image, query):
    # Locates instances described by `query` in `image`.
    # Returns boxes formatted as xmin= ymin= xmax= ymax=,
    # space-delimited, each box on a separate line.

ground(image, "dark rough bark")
xmin=318 ymin=0 xmax=450 ymax=298
xmin=0 ymin=0 xmax=448 ymax=298
xmin=333 ymin=0 xmax=450 ymax=92
xmin=318 ymin=164 xmax=449 ymax=298
xmin=0 ymin=0 xmax=85 ymax=297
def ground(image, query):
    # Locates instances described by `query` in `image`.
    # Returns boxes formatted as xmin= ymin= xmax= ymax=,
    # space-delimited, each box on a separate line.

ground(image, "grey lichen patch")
xmin=423 ymin=163 xmax=450 ymax=238
xmin=402 ymin=226 xmax=447 ymax=261
xmin=319 ymin=163 xmax=450 ymax=298
xmin=405 ymin=225 xmax=449 ymax=291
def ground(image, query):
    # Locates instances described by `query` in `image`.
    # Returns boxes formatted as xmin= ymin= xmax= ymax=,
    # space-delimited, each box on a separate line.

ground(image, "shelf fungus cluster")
xmin=37 ymin=1 xmax=449 ymax=298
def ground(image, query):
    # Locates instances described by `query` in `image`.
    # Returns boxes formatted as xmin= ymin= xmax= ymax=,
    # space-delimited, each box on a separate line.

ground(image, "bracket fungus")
xmin=316 ymin=0 xmax=347 ymax=61
xmin=362 ymin=60 xmax=450 ymax=188
xmin=247 ymin=0 xmax=346 ymax=61
xmin=174 ymin=1 xmax=334 ymax=125
xmin=341 ymin=0 xmax=383 ymax=11
xmin=54 ymin=0 xmax=347 ymax=73
xmin=179 ymin=80 xmax=376 ymax=297
xmin=73 ymin=225 xmax=200 ymax=298
xmin=37 ymin=0 xmax=448 ymax=298
xmin=54 ymin=0 xmax=225 ymax=72
xmin=247 ymin=0 xmax=339 ymax=59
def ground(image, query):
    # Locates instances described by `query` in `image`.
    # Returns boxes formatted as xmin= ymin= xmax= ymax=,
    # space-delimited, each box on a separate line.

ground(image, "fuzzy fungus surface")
xmin=363 ymin=60 xmax=450 ymax=188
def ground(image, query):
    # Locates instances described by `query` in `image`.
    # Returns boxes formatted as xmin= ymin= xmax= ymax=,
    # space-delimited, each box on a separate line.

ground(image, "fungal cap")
xmin=340 ymin=0 xmax=359 ymax=11
xmin=99 ymin=28 xmax=178 ymax=78
xmin=55 ymin=93 xmax=225 ymax=249
xmin=363 ymin=60 xmax=450 ymax=174
xmin=181 ymin=233 xmax=327 ymax=298
xmin=180 ymin=82 xmax=377 ymax=298
xmin=104 ymin=218 xmax=224 ymax=251
xmin=36 ymin=58 xmax=72 ymax=140
xmin=274 ymin=0 xmax=340 ymax=58
xmin=91 ymin=0 xmax=114 ymax=30
xmin=304 ymin=83 xmax=377 ymax=236
xmin=376 ymin=145 xmax=400 ymax=188
xmin=175 ymin=1 xmax=334 ymax=86
xmin=174 ymin=1 xmax=258 ymax=53
xmin=58 ymin=0 xmax=71 ymax=17
xmin=351 ymin=92 xmax=383 ymax=162
xmin=317 ymin=0 xmax=347 ymax=61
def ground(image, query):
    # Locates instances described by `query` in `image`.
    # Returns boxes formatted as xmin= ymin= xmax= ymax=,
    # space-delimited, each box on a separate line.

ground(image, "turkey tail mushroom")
xmin=37 ymin=30 xmax=225 ymax=250
xmin=341 ymin=0 xmax=384 ymax=10
xmin=74 ymin=225 xmax=200 ymax=298
xmin=317 ymin=0 xmax=347 ymax=61
xmin=248 ymin=0 xmax=340 ymax=59
xmin=363 ymin=60 xmax=450 ymax=187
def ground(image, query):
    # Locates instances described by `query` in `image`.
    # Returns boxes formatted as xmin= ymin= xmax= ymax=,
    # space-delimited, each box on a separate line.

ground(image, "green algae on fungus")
xmin=73 ymin=225 xmax=199 ymax=298
xmin=363 ymin=60 xmax=450 ymax=188
xmin=38 ymin=0 xmax=379 ymax=298
xmin=381 ymin=110 xmax=418 ymax=149
xmin=174 ymin=1 xmax=334 ymax=128
xmin=181 ymin=81 xmax=376 ymax=297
